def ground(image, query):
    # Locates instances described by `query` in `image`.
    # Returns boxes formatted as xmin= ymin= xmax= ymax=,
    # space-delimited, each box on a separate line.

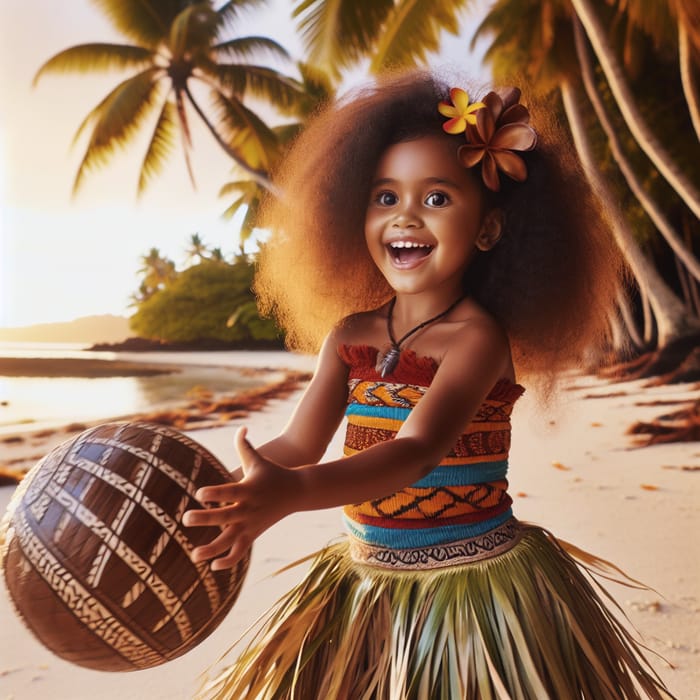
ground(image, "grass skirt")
xmin=199 ymin=524 xmax=673 ymax=699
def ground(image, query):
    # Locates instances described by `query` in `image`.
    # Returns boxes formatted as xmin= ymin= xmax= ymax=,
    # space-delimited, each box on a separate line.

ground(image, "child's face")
xmin=365 ymin=135 xmax=488 ymax=299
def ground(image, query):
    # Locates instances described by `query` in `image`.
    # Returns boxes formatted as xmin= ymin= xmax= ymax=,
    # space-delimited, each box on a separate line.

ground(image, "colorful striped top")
xmin=339 ymin=344 xmax=525 ymax=551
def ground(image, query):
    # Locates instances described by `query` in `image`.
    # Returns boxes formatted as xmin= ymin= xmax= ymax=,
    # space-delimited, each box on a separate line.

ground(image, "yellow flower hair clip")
xmin=439 ymin=87 xmax=537 ymax=192
xmin=438 ymin=88 xmax=485 ymax=134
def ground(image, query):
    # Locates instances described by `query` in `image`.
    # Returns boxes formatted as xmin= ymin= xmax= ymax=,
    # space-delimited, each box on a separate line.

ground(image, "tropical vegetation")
xmin=130 ymin=237 xmax=281 ymax=344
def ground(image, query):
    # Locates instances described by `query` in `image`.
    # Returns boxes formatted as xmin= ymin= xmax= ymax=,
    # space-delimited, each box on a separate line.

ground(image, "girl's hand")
xmin=183 ymin=427 xmax=300 ymax=570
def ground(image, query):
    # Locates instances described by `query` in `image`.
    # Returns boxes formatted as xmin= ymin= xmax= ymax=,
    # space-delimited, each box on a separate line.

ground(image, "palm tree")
xmin=34 ymin=0 xmax=307 ymax=195
xmin=561 ymin=79 xmax=695 ymax=347
xmin=291 ymin=0 xmax=476 ymax=79
xmin=570 ymin=0 xmax=700 ymax=219
xmin=675 ymin=0 xmax=700 ymax=139
xmin=572 ymin=18 xmax=700 ymax=283
xmin=210 ymin=246 xmax=225 ymax=261
xmin=185 ymin=232 xmax=209 ymax=264
xmin=138 ymin=246 xmax=177 ymax=299
xmin=472 ymin=0 xmax=700 ymax=345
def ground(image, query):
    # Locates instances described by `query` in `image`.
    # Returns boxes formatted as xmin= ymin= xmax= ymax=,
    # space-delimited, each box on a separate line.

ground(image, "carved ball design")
xmin=0 ymin=422 xmax=250 ymax=671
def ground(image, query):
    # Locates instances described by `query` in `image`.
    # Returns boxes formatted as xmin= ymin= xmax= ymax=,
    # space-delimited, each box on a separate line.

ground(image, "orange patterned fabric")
xmin=345 ymin=480 xmax=509 ymax=520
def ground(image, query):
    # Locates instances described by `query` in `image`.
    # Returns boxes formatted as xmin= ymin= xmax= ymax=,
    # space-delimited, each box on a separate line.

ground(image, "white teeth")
xmin=389 ymin=241 xmax=432 ymax=249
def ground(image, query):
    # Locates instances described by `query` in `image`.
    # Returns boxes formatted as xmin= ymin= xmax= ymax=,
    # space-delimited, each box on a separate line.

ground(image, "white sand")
xmin=0 ymin=368 xmax=698 ymax=699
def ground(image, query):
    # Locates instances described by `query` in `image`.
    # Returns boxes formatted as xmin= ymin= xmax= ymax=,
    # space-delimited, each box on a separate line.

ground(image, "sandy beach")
xmin=0 ymin=353 xmax=697 ymax=699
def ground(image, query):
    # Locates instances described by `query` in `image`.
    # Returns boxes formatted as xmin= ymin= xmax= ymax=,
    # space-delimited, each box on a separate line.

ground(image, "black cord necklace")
xmin=375 ymin=295 xmax=464 ymax=378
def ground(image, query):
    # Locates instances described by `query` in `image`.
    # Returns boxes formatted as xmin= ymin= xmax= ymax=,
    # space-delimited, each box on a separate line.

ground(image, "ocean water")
xmin=0 ymin=342 xmax=313 ymax=435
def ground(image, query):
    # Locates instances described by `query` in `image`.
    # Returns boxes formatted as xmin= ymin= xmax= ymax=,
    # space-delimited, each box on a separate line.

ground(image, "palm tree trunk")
xmin=570 ymin=0 xmax=700 ymax=220
xmin=640 ymin=284 xmax=655 ymax=346
xmin=560 ymin=80 xmax=699 ymax=348
xmin=573 ymin=18 xmax=700 ymax=282
xmin=675 ymin=253 xmax=694 ymax=312
xmin=679 ymin=21 xmax=700 ymax=140
xmin=184 ymin=85 xmax=278 ymax=194
xmin=175 ymin=90 xmax=197 ymax=188
xmin=608 ymin=307 xmax=628 ymax=352
xmin=684 ymin=218 xmax=700 ymax=315
xmin=616 ymin=290 xmax=644 ymax=349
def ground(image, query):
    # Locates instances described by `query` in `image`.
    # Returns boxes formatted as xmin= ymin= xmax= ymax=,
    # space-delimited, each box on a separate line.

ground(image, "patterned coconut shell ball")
xmin=0 ymin=422 xmax=250 ymax=671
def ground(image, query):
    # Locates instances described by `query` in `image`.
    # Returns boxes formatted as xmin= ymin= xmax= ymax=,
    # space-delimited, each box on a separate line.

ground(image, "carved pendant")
xmin=376 ymin=345 xmax=400 ymax=378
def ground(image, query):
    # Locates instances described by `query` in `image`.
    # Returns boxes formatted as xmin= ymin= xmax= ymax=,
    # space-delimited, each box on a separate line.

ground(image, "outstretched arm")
xmin=231 ymin=331 xmax=351 ymax=475
xmin=184 ymin=320 xmax=511 ymax=569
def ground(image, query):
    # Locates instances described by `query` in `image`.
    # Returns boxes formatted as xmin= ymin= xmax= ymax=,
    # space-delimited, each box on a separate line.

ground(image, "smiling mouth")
xmin=388 ymin=241 xmax=434 ymax=265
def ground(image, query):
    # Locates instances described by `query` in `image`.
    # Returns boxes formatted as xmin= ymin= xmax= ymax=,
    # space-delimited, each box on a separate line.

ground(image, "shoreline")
xmin=0 ymin=356 xmax=182 ymax=378
xmin=0 ymin=352 xmax=315 ymax=484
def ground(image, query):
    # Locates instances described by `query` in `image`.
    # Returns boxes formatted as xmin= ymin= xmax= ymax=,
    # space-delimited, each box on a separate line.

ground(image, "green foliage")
xmin=130 ymin=257 xmax=280 ymax=343
xmin=292 ymin=0 xmax=473 ymax=78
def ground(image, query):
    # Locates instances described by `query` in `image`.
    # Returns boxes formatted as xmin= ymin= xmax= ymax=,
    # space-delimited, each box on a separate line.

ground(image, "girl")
xmin=183 ymin=70 xmax=674 ymax=699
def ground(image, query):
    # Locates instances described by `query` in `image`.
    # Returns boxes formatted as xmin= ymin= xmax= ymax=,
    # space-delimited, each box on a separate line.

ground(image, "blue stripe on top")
xmin=343 ymin=509 xmax=514 ymax=548
xmin=345 ymin=399 xmax=510 ymax=485
xmin=346 ymin=403 xmax=411 ymax=420
xmin=411 ymin=462 xmax=509 ymax=486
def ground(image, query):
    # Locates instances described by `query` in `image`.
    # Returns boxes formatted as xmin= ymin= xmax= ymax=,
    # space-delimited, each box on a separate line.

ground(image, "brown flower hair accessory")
xmin=441 ymin=87 xmax=537 ymax=192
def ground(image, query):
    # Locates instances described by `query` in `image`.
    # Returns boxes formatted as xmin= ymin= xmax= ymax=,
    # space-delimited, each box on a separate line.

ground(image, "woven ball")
xmin=0 ymin=421 xmax=250 ymax=671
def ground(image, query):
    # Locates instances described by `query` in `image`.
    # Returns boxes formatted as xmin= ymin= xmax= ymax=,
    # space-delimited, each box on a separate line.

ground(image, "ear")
xmin=475 ymin=209 xmax=504 ymax=251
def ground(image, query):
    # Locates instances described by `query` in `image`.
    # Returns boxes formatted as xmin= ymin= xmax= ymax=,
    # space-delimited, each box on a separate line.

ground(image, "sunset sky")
xmin=0 ymin=1 xmax=490 ymax=329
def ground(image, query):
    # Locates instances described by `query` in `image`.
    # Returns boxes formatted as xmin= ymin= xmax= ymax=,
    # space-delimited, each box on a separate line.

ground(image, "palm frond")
xmin=471 ymin=0 xmax=532 ymax=50
xmin=239 ymin=199 xmax=260 ymax=242
xmin=292 ymin=0 xmax=395 ymax=77
xmin=72 ymin=68 xmax=163 ymax=194
xmin=273 ymin=122 xmax=303 ymax=146
xmin=169 ymin=3 xmax=219 ymax=61
xmin=292 ymin=61 xmax=336 ymax=116
xmin=221 ymin=192 xmax=249 ymax=219
xmin=34 ymin=43 xmax=154 ymax=85
xmin=231 ymin=195 xmax=261 ymax=244
xmin=219 ymin=180 xmax=263 ymax=241
xmin=138 ymin=99 xmax=178 ymax=195
xmin=217 ymin=0 xmax=270 ymax=31
xmin=219 ymin=179 xmax=258 ymax=198
xmin=213 ymin=64 xmax=305 ymax=112
xmin=370 ymin=0 xmax=474 ymax=72
xmin=298 ymin=60 xmax=335 ymax=93
xmin=89 ymin=0 xmax=178 ymax=46
xmin=608 ymin=0 xmax=676 ymax=49
xmin=211 ymin=91 xmax=280 ymax=169
xmin=220 ymin=180 xmax=257 ymax=219
xmin=214 ymin=36 xmax=290 ymax=62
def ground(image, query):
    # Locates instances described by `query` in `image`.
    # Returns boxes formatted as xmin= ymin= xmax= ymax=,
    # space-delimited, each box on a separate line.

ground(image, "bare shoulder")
xmin=435 ymin=301 xmax=514 ymax=382
xmin=332 ymin=305 xmax=390 ymax=348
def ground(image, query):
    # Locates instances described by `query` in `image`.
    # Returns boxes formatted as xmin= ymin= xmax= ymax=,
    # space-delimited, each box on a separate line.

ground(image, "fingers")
xmin=193 ymin=481 xmax=238 ymax=505
xmin=183 ymin=503 xmax=244 ymax=528
xmin=189 ymin=524 xmax=252 ymax=570
xmin=211 ymin=537 xmax=252 ymax=571
xmin=190 ymin=525 xmax=239 ymax=563
xmin=183 ymin=426 xmax=261 ymax=571
xmin=235 ymin=426 xmax=258 ymax=473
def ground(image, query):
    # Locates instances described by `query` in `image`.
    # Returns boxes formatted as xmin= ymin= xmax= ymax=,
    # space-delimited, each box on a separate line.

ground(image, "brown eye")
xmin=425 ymin=191 xmax=449 ymax=207
xmin=376 ymin=191 xmax=398 ymax=206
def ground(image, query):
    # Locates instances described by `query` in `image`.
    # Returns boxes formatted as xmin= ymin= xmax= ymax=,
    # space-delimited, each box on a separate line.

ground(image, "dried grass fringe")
xmin=198 ymin=525 xmax=675 ymax=699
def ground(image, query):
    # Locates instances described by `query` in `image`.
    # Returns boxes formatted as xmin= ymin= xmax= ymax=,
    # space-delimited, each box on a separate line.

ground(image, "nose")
xmin=392 ymin=202 xmax=422 ymax=228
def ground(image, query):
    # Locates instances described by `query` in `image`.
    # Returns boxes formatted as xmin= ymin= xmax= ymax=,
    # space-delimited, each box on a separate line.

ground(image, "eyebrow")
xmin=371 ymin=176 xmax=462 ymax=188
